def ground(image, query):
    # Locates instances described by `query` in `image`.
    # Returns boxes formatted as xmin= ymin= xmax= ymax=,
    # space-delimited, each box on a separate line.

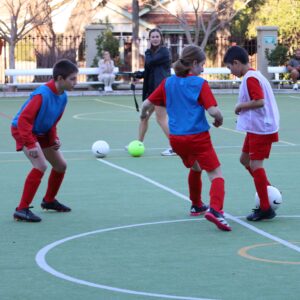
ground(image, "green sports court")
xmin=0 ymin=93 xmax=299 ymax=300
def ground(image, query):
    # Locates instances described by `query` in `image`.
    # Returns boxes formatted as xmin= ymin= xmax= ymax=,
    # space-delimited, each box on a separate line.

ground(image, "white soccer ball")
xmin=255 ymin=186 xmax=282 ymax=210
xmin=91 ymin=140 xmax=110 ymax=158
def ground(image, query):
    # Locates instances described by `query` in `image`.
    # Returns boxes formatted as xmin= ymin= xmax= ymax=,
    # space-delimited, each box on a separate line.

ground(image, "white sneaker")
xmin=293 ymin=83 xmax=298 ymax=90
xmin=161 ymin=148 xmax=177 ymax=156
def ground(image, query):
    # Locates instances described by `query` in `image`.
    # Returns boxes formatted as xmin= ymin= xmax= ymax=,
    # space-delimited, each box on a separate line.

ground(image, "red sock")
xmin=209 ymin=177 xmax=225 ymax=211
xmin=246 ymin=166 xmax=271 ymax=185
xmin=17 ymin=168 xmax=44 ymax=210
xmin=188 ymin=169 xmax=203 ymax=207
xmin=253 ymin=168 xmax=270 ymax=210
xmin=43 ymin=169 xmax=65 ymax=203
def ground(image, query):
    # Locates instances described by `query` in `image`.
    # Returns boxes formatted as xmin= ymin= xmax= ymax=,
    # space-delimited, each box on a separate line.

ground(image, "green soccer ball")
xmin=128 ymin=140 xmax=145 ymax=157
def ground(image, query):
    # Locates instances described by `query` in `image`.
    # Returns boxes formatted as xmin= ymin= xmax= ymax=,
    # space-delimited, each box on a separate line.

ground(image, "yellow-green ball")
xmin=128 ymin=140 xmax=145 ymax=157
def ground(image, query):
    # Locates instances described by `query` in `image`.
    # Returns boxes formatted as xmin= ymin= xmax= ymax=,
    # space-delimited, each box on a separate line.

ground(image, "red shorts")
xmin=11 ymin=126 xmax=53 ymax=151
xmin=170 ymin=131 xmax=220 ymax=171
xmin=242 ymin=132 xmax=279 ymax=160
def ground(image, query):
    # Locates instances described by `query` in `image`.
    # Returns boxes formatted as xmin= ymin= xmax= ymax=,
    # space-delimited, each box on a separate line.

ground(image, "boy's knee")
xmin=38 ymin=164 xmax=48 ymax=173
xmin=53 ymin=160 xmax=67 ymax=173
xmin=57 ymin=162 xmax=67 ymax=173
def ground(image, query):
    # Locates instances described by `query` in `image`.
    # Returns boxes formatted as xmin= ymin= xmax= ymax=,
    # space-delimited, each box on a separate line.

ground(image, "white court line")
xmin=36 ymin=219 xmax=217 ymax=300
xmin=288 ymin=95 xmax=300 ymax=99
xmin=94 ymin=98 xmax=136 ymax=110
xmin=0 ymin=143 xmax=299 ymax=156
xmin=98 ymin=159 xmax=300 ymax=254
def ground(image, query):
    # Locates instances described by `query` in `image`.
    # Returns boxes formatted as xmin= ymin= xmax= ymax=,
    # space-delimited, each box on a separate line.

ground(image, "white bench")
xmin=267 ymin=66 xmax=291 ymax=88
xmin=4 ymin=67 xmax=121 ymax=89
xmin=4 ymin=67 xmax=241 ymax=90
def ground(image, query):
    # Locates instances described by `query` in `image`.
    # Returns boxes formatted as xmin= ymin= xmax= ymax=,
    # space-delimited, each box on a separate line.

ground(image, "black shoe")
xmin=13 ymin=207 xmax=41 ymax=222
xmin=205 ymin=208 xmax=232 ymax=231
xmin=247 ymin=207 xmax=276 ymax=221
xmin=41 ymin=199 xmax=71 ymax=212
xmin=190 ymin=204 xmax=209 ymax=216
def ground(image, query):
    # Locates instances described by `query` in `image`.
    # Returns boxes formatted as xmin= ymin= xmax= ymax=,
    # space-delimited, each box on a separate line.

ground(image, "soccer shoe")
xmin=41 ymin=199 xmax=71 ymax=212
xmin=190 ymin=204 xmax=209 ymax=216
xmin=13 ymin=207 xmax=41 ymax=222
xmin=161 ymin=148 xmax=177 ymax=156
xmin=246 ymin=207 xmax=276 ymax=221
xmin=205 ymin=208 xmax=232 ymax=231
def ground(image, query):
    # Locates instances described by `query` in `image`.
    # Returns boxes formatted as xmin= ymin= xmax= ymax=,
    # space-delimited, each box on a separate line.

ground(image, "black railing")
xmin=0 ymin=33 xmax=297 ymax=85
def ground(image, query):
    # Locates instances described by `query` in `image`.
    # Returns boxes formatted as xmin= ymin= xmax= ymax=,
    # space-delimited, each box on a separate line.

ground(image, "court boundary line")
xmin=97 ymin=159 xmax=300 ymax=254
xmin=36 ymin=218 xmax=218 ymax=300
xmin=0 ymin=143 xmax=299 ymax=156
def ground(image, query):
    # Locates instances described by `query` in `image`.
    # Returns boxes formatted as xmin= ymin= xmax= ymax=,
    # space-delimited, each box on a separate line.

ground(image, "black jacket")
xmin=140 ymin=46 xmax=171 ymax=100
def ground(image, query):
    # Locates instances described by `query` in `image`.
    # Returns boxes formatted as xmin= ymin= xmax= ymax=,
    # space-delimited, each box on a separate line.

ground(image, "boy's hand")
xmin=235 ymin=103 xmax=242 ymax=115
xmin=52 ymin=139 xmax=61 ymax=150
xmin=213 ymin=116 xmax=223 ymax=127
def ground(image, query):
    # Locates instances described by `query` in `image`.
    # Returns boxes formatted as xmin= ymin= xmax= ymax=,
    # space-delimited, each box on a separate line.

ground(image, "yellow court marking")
xmin=238 ymin=242 xmax=300 ymax=265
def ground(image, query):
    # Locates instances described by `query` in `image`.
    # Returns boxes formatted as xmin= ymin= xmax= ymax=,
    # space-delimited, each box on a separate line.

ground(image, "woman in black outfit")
xmin=134 ymin=28 xmax=176 ymax=156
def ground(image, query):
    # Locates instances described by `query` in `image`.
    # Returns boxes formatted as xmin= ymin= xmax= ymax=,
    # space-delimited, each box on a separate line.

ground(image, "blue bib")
xmin=12 ymin=85 xmax=67 ymax=135
xmin=165 ymin=76 xmax=210 ymax=135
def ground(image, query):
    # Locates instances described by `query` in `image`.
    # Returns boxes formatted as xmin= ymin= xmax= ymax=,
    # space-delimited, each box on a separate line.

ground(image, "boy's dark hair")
xmin=223 ymin=46 xmax=249 ymax=64
xmin=53 ymin=59 xmax=78 ymax=80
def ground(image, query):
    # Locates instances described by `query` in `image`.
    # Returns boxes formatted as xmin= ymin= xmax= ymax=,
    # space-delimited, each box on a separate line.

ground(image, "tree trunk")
xmin=132 ymin=0 xmax=140 ymax=71
xmin=8 ymin=41 xmax=15 ymax=70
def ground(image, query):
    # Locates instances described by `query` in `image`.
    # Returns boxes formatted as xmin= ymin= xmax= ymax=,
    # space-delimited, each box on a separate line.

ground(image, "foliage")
xmin=230 ymin=0 xmax=265 ymax=39
xmin=265 ymin=44 xmax=289 ymax=66
xmin=246 ymin=0 xmax=300 ymax=50
xmin=93 ymin=29 xmax=120 ymax=67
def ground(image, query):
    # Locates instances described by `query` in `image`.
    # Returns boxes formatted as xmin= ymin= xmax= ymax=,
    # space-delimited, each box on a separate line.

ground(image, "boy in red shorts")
xmin=224 ymin=46 xmax=280 ymax=221
xmin=11 ymin=59 xmax=78 ymax=222
xmin=142 ymin=45 xmax=231 ymax=231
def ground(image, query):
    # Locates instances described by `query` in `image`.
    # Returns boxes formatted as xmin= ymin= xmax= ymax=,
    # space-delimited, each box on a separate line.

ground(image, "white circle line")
xmin=36 ymin=218 xmax=218 ymax=300
xmin=98 ymin=159 xmax=300 ymax=254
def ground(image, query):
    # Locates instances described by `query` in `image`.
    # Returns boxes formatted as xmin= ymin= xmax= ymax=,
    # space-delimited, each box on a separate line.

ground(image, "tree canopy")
xmin=246 ymin=0 xmax=300 ymax=50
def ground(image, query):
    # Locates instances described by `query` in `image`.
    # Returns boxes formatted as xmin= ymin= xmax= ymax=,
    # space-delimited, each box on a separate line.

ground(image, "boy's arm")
xmin=198 ymin=81 xmax=222 ymax=127
xmin=17 ymin=95 xmax=42 ymax=149
xmin=47 ymin=113 xmax=63 ymax=149
xmin=235 ymin=99 xmax=264 ymax=115
xmin=207 ymin=106 xmax=223 ymax=127
xmin=235 ymin=77 xmax=264 ymax=115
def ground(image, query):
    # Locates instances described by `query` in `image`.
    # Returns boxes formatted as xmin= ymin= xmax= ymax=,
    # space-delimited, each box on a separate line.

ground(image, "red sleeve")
xmin=198 ymin=81 xmax=218 ymax=109
xmin=247 ymin=77 xmax=264 ymax=100
xmin=148 ymin=79 xmax=167 ymax=106
xmin=17 ymin=95 xmax=42 ymax=149
xmin=45 ymin=80 xmax=62 ymax=144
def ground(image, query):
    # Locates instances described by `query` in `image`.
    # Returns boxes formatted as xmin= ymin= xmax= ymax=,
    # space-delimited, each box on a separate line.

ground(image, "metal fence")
xmin=0 ymin=34 xmax=258 ymax=84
